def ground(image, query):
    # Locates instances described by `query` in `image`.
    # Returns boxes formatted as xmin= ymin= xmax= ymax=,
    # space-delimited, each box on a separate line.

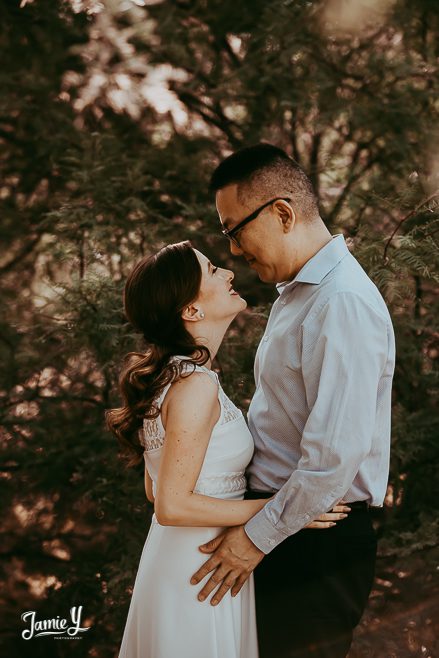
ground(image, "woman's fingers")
xmin=331 ymin=504 xmax=351 ymax=513
xmin=315 ymin=512 xmax=348 ymax=522
xmin=305 ymin=510 xmax=351 ymax=529
xmin=306 ymin=520 xmax=337 ymax=528
xmin=304 ymin=502 xmax=352 ymax=529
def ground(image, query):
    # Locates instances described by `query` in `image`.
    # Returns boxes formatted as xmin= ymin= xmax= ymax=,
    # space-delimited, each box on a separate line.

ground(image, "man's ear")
xmin=181 ymin=304 xmax=204 ymax=322
xmin=275 ymin=200 xmax=295 ymax=232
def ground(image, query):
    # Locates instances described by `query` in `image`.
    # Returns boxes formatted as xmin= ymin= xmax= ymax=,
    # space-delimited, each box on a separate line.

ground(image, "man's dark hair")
xmin=210 ymin=143 xmax=319 ymax=222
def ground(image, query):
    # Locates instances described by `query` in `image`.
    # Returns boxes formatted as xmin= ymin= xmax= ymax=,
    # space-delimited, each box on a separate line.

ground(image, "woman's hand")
xmin=305 ymin=500 xmax=351 ymax=529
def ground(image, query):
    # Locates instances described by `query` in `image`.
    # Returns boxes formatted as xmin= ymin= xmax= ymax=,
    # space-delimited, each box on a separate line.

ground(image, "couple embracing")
xmin=106 ymin=144 xmax=395 ymax=658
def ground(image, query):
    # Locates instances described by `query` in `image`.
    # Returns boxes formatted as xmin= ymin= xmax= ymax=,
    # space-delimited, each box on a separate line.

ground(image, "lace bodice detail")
xmin=139 ymin=364 xmax=243 ymax=452
xmin=218 ymin=386 xmax=241 ymax=423
xmin=142 ymin=418 xmax=162 ymax=451
xmin=140 ymin=358 xmax=254 ymax=500
xmin=193 ymin=472 xmax=247 ymax=496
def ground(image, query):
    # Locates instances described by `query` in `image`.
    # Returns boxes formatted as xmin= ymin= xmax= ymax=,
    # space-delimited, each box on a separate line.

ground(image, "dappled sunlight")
xmin=42 ymin=539 xmax=71 ymax=561
xmin=7 ymin=557 xmax=63 ymax=598
xmin=319 ymin=0 xmax=397 ymax=36
xmin=350 ymin=547 xmax=437 ymax=657
xmin=12 ymin=401 xmax=40 ymax=419
xmin=26 ymin=574 xmax=63 ymax=598
xmin=384 ymin=482 xmax=403 ymax=507
xmin=13 ymin=497 xmax=56 ymax=530
xmin=64 ymin=4 xmax=189 ymax=125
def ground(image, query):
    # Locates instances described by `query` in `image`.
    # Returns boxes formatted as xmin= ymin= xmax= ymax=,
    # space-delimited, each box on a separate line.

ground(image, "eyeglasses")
xmin=221 ymin=197 xmax=291 ymax=248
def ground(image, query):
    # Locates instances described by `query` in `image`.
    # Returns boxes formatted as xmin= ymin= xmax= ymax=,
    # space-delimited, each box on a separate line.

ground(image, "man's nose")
xmin=229 ymin=241 xmax=243 ymax=257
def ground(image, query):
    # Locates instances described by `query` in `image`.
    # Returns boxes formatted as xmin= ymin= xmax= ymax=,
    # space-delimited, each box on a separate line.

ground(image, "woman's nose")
xmin=219 ymin=267 xmax=234 ymax=281
xmin=220 ymin=269 xmax=234 ymax=283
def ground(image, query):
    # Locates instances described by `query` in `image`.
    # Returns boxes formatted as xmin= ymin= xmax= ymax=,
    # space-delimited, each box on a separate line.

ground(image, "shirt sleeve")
xmin=244 ymin=291 xmax=389 ymax=554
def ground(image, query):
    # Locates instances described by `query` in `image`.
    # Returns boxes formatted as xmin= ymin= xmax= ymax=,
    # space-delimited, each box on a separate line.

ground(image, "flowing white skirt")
xmin=118 ymin=514 xmax=259 ymax=658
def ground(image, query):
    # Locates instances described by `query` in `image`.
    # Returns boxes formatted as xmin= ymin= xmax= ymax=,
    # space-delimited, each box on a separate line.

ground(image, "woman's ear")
xmin=181 ymin=305 xmax=204 ymax=322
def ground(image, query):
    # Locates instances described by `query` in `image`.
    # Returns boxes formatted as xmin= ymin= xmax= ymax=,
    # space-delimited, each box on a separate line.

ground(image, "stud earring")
xmin=199 ymin=311 xmax=205 ymax=319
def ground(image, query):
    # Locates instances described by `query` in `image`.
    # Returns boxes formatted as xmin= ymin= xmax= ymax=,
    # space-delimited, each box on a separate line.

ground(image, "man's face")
xmin=216 ymin=183 xmax=293 ymax=283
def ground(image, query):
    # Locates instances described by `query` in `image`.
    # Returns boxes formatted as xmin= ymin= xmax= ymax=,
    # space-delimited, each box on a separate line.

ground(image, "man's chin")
xmin=249 ymin=261 xmax=274 ymax=283
xmin=256 ymin=269 xmax=274 ymax=283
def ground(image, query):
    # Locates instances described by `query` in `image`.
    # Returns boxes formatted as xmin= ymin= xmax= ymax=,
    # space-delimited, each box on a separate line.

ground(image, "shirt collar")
xmin=276 ymin=234 xmax=349 ymax=295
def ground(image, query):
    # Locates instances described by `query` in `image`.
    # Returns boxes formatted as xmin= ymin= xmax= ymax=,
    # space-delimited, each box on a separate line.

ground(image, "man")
xmin=190 ymin=144 xmax=395 ymax=657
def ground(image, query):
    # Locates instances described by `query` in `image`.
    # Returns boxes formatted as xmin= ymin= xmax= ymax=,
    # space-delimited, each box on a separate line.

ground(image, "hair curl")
xmin=105 ymin=241 xmax=210 ymax=466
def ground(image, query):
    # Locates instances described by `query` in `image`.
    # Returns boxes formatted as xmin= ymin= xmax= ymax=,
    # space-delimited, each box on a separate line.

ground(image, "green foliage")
xmin=1 ymin=0 xmax=438 ymax=655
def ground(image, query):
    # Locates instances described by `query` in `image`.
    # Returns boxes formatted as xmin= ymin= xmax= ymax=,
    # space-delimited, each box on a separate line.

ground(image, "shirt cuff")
xmin=244 ymin=508 xmax=290 ymax=554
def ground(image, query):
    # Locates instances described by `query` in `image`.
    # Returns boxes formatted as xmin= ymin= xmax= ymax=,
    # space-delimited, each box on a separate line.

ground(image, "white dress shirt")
xmin=244 ymin=235 xmax=396 ymax=554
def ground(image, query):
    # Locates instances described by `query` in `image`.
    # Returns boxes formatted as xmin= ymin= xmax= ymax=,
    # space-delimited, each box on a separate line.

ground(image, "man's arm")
xmin=191 ymin=291 xmax=390 ymax=603
xmin=245 ymin=291 xmax=389 ymax=553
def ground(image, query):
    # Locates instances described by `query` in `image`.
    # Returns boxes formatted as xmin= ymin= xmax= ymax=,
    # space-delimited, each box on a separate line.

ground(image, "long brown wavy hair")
xmin=105 ymin=241 xmax=210 ymax=466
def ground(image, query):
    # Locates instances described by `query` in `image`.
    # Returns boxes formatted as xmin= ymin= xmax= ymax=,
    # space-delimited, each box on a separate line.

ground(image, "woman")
xmin=106 ymin=241 xmax=349 ymax=658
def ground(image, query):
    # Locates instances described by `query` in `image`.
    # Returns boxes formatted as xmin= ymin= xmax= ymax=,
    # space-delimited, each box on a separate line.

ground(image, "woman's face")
xmin=192 ymin=249 xmax=247 ymax=321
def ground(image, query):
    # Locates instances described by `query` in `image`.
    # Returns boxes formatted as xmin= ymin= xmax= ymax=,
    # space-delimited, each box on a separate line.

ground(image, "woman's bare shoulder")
xmin=161 ymin=369 xmax=219 ymax=427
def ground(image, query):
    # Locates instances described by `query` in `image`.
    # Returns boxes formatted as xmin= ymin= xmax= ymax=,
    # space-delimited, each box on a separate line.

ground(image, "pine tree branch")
xmin=327 ymin=145 xmax=380 ymax=225
xmin=218 ymin=36 xmax=241 ymax=69
xmin=383 ymin=190 xmax=439 ymax=263
xmin=175 ymin=89 xmax=242 ymax=147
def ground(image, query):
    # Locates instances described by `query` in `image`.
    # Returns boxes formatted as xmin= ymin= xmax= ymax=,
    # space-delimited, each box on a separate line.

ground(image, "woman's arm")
xmin=144 ymin=466 xmax=155 ymax=504
xmin=154 ymin=372 xmax=273 ymax=527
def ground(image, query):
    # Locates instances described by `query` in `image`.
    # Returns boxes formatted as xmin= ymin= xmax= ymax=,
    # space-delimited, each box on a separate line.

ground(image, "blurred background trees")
xmin=1 ymin=0 xmax=438 ymax=656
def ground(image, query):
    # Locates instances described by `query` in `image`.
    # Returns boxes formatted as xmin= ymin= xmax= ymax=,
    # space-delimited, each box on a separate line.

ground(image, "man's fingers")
xmin=210 ymin=574 xmax=238 ymax=606
xmin=231 ymin=573 xmax=250 ymax=597
xmin=198 ymin=533 xmax=225 ymax=553
xmin=197 ymin=568 xmax=231 ymax=602
xmin=190 ymin=557 xmax=221 ymax=585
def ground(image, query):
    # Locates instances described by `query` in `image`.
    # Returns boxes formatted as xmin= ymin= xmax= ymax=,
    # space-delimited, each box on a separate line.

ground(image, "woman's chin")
xmin=223 ymin=296 xmax=247 ymax=321
xmin=234 ymin=296 xmax=247 ymax=312
xmin=236 ymin=299 xmax=248 ymax=317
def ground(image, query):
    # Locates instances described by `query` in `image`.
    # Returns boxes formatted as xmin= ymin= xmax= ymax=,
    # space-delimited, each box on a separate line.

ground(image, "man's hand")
xmin=190 ymin=525 xmax=264 ymax=606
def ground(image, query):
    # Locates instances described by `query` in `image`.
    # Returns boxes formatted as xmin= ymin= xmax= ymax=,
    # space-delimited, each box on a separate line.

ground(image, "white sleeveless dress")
xmin=118 ymin=360 xmax=259 ymax=658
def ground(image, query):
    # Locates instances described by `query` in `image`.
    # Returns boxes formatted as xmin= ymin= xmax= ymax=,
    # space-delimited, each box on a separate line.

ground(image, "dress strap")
xmin=190 ymin=364 xmax=219 ymax=384
xmin=155 ymin=357 xmax=218 ymax=407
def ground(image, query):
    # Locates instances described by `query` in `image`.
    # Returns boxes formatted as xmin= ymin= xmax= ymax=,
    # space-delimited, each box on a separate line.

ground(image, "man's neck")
xmin=287 ymin=221 xmax=333 ymax=280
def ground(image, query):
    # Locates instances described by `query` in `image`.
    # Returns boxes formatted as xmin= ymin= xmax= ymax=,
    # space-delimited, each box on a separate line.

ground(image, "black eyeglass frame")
xmin=221 ymin=197 xmax=291 ymax=247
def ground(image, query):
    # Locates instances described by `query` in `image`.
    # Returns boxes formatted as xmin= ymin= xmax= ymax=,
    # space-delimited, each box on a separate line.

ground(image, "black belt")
xmin=246 ymin=490 xmax=273 ymax=499
xmin=247 ymin=491 xmax=370 ymax=511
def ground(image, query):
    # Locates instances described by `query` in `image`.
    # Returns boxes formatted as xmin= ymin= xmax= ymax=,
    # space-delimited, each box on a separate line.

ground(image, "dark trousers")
xmin=245 ymin=491 xmax=377 ymax=658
